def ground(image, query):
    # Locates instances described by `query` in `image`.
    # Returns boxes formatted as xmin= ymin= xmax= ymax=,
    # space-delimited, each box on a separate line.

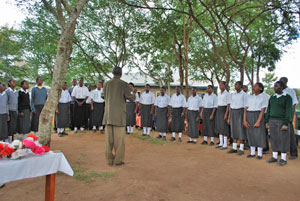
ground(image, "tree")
xmin=262 ymin=73 xmax=277 ymax=95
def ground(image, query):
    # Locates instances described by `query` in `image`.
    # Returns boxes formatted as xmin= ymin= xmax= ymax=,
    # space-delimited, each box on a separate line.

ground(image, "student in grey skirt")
xmin=6 ymin=79 xmax=18 ymax=142
xmin=243 ymin=83 xmax=268 ymax=159
xmin=17 ymin=81 xmax=31 ymax=138
xmin=265 ymin=81 xmax=292 ymax=166
xmin=126 ymin=83 xmax=139 ymax=135
xmin=0 ymin=83 xmax=9 ymax=142
xmin=56 ymin=82 xmax=71 ymax=137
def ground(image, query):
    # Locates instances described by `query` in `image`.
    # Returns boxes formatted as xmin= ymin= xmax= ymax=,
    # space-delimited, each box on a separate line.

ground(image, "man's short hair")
xmin=112 ymin=67 xmax=122 ymax=76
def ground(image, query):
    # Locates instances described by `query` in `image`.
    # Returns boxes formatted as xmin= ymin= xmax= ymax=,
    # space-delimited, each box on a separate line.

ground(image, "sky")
xmin=1 ymin=1 xmax=300 ymax=88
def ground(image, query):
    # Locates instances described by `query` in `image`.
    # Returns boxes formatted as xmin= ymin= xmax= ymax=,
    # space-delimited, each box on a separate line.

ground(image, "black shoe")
xmin=263 ymin=150 xmax=269 ymax=155
xmin=237 ymin=150 xmax=244 ymax=155
xmin=278 ymin=159 xmax=287 ymax=166
xmin=142 ymin=134 xmax=147 ymax=136
xmin=93 ymin=129 xmax=97 ymax=133
xmin=0 ymin=184 xmax=5 ymax=189
xmin=209 ymin=142 xmax=214 ymax=146
xmin=58 ymin=133 xmax=63 ymax=137
xmin=63 ymin=132 xmax=68 ymax=136
xmin=157 ymin=135 xmax=162 ymax=139
xmin=267 ymin=157 xmax=278 ymax=163
xmin=201 ymin=141 xmax=208 ymax=145
xmin=216 ymin=141 xmax=220 ymax=145
xmin=227 ymin=149 xmax=237 ymax=154
xmin=178 ymin=138 xmax=182 ymax=142
xmin=192 ymin=141 xmax=197 ymax=144
xmin=170 ymin=137 xmax=176 ymax=141
xmin=244 ymin=146 xmax=250 ymax=150
xmin=256 ymin=156 xmax=263 ymax=160
xmin=215 ymin=145 xmax=222 ymax=148
xmin=187 ymin=141 xmax=193 ymax=143
xmin=163 ymin=136 xmax=166 ymax=141
xmin=220 ymin=146 xmax=227 ymax=150
xmin=115 ymin=162 xmax=125 ymax=166
xmin=74 ymin=130 xmax=78 ymax=134
xmin=289 ymin=156 xmax=298 ymax=160
xmin=247 ymin=154 xmax=255 ymax=158
xmin=100 ymin=130 xmax=104 ymax=134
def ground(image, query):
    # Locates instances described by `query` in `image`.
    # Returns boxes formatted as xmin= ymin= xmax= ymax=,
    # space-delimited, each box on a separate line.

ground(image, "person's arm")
xmin=243 ymin=107 xmax=249 ymax=128
xmin=30 ymin=88 xmax=35 ymax=113
xmin=91 ymin=91 xmax=94 ymax=110
xmin=282 ymin=96 xmax=293 ymax=130
xmin=134 ymin=93 xmax=139 ymax=113
xmin=124 ymin=84 xmax=135 ymax=102
xmin=210 ymin=108 xmax=216 ymax=120
xmin=254 ymin=108 xmax=266 ymax=127
xmin=200 ymin=107 xmax=204 ymax=119
xmin=265 ymin=98 xmax=271 ymax=129
xmin=67 ymin=102 xmax=70 ymax=114
xmin=227 ymin=108 xmax=231 ymax=125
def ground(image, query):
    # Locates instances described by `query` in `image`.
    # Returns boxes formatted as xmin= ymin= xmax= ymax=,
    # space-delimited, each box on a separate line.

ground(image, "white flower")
xmin=11 ymin=149 xmax=28 ymax=160
xmin=10 ymin=140 xmax=23 ymax=150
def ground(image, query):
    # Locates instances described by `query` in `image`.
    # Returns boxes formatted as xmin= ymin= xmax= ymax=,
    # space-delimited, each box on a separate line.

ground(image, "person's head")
xmin=36 ymin=77 xmax=43 ymax=86
xmin=79 ymin=78 xmax=84 ymax=86
xmin=253 ymin=82 xmax=264 ymax=95
xmin=72 ymin=78 xmax=77 ymax=86
xmin=97 ymin=81 xmax=102 ymax=90
xmin=0 ymin=83 xmax=6 ymax=92
xmin=242 ymin=85 xmax=248 ymax=93
xmin=176 ymin=86 xmax=181 ymax=95
xmin=62 ymin=82 xmax=67 ymax=90
xmin=160 ymin=86 xmax=166 ymax=95
xmin=279 ymin=77 xmax=288 ymax=88
xmin=8 ymin=79 xmax=17 ymax=89
xmin=274 ymin=81 xmax=285 ymax=94
xmin=112 ymin=67 xmax=122 ymax=77
xmin=87 ymin=84 xmax=92 ymax=91
xmin=145 ymin=84 xmax=150 ymax=92
xmin=191 ymin=87 xmax=197 ymax=96
xmin=235 ymin=81 xmax=243 ymax=91
xmin=129 ymin=82 xmax=134 ymax=91
xmin=206 ymin=85 xmax=213 ymax=94
xmin=219 ymin=81 xmax=226 ymax=92
xmin=21 ymin=80 xmax=29 ymax=90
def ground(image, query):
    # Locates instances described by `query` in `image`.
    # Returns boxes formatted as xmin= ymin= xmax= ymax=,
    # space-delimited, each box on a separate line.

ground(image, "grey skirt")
xmin=230 ymin=108 xmax=246 ymax=140
xmin=8 ymin=110 xmax=18 ymax=136
xmin=91 ymin=102 xmax=104 ymax=126
xmin=74 ymin=99 xmax=87 ymax=127
xmin=31 ymin=104 xmax=44 ymax=132
xmin=215 ymin=106 xmax=229 ymax=135
xmin=141 ymin=104 xmax=153 ymax=127
xmin=246 ymin=111 xmax=266 ymax=148
xmin=202 ymin=108 xmax=216 ymax=137
xmin=0 ymin=114 xmax=8 ymax=141
xmin=269 ymin=119 xmax=290 ymax=153
xmin=171 ymin=107 xmax=185 ymax=133
xmin=126 ymin=102 xmax=136 ymax=126
xmin=17 ymin=109 xmax=31 ymax=134
xmin=156 ymin=107 xmax=168 ymax=133
xmin=56 ymin=103 xmax=70 ymax=128
xmin=187 ymin=110 xmax=199 ymax=139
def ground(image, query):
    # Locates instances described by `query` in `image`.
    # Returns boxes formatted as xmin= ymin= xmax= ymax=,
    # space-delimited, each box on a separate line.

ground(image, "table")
xmin=0 ymin=151 xmax=74 ymax=201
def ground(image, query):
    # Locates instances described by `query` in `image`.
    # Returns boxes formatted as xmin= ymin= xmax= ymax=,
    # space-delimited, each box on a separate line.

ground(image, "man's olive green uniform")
xmin=102 ymin=77 xmax=135 ymax=165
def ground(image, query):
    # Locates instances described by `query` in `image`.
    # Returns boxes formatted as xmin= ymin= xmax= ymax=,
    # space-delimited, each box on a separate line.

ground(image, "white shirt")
xmin=155 ymin=94 xmax=170 ymax=108
xmin=86 ymin=91 xmax=92 ymax=104
xmin=139 ymin=91 xmax=155 ymax=105
xmin=91 ymin=89 xmax=104 ymax=103
xmin=217 ymin=90 xmax=230 ymax=106
xmin=230 ymin=90 xmax=247 ymax=109
xmin=202 ymin=93 xmax=217 ymax=108
xmin=169 ymin=94 xmax=187 ymax=108
xmin=71 ymin=86 xmax=89 ymax=99
xmin=273 ymin=92 xmax=287 ymax=99
xmin=126 ymin=92 xmax=140 ymax=103
xmin=8 ymin=87 xmax=17 ymax=93
xmin=262 ymin=93 xmax=270 ymax=113
xmin=283 ymin=87 xmax=299 ymax=105
xmin=20 ymin=88 xmax=29 ymax=94
xmin=246 ymin=93 xmax=268 ymax=111
xmin=59 ymin=90 xmax=72 ymax=103
xmin=187 ymin=95 xmax=202 ymax=111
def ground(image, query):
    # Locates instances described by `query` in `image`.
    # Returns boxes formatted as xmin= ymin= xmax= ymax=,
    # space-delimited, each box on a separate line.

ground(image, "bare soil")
xmin=1 ymin=129 xmax=300 ymax=201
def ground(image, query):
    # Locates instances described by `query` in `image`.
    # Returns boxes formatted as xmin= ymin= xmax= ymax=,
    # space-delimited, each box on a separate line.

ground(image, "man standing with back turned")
xmin=102 ymin=67 xmax=135 ymax=166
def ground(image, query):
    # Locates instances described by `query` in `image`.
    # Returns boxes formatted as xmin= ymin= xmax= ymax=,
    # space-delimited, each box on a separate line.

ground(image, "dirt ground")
xmin=1 ymin=129 xmax=300 ymax=201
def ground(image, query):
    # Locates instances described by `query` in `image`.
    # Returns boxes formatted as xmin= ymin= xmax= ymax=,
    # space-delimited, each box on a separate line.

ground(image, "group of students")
xmin=127 ymin=77 xmax=298 ymax=166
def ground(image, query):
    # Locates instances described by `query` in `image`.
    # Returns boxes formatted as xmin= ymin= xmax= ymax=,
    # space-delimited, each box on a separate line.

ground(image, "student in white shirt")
xmin=68 ymin=78 xmax=77 ymax=130
xmin=85 ymin=85 xmax=93 ymax=130
xmin=168 ymin=87 xmax=187 ymax=142
xmin=56 ymin=82 xmax=72 ymax=137
xmin=139 ymin=84 xmax=155 ymax=136
xmin=215 ymin=81 xmax=231 ymax=149
xmin=154 ymin=86 xmax=170 ymax=140
xmin=279 ymin=77 xmax=298 ymax=159
xmin=186 ymin=87 xmax=202 ymax=144
xmin=91 ymin=81 xmax=105 ymax=134
xmin=201 ymin=85 xmax=218 ymax=145
xmin=126 ymin=83 xmax=139 ymax=135
xmin=227 ymin=81 xmax=248 ymax=155
xmin=71 ymin=78 xmax=89 ymax=133
xmin=243 ymin=82 xmax=268 ymax=159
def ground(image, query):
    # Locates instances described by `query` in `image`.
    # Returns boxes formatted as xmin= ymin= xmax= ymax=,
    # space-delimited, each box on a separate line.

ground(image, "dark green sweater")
xmin=265 ymin=94 xmax=292 ymax=126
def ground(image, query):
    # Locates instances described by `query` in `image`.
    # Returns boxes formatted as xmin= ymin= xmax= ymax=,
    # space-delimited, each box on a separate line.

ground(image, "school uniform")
xmin=85 ymin=92 xmax=93 ymax=130
xmin=71 ymin=85 xmax=89 ymax=130
xmin=0 ymin=91 xmax=9 ymax=141
xmin=186 ymin=95 xmax=202 ymax=141
xmin=202 ymin=93 xmax=217 ymax=143
xmin=6 ymin=87 xmax=18 ymax=140
xmin=283 ymin=87 xmax=299 ymax=158
xmin=154 ymin=94 xmax=170 ymax=135
xmin=56 ymin=90 xmax=71 ymax=133
xmin=262 ymin=93 xmax=271 ymax=152
xmin=246 ymin=93 xmax=268 ymax=157
xmin=265 ymin=92 xmax=292 ymax=164
xmin=169 ymin=93 xmax=186 ymax=140
xmin=68 ymin=85 xmax=76 ymax=130
xmin=139 ymin=91 xmax=155 ymax=135
xmin=126 ymin=92 xmax=139 ymax=133
xmin=91 ymin=89 xmax=105 ymax=130
xmin=30 ymin=86 xmax=48 ymax=132
xmin=17 ymin=88 xmax=31 ymax=135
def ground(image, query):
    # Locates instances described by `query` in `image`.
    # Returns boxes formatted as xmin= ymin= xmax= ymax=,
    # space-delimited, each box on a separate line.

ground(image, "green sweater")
xmin=265 ymin=94 xmax=292 ymax=126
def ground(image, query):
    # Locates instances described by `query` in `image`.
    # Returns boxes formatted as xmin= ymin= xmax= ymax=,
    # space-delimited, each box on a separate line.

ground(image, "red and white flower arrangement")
xmin=0 ymin=135 xmax=50 ymax=160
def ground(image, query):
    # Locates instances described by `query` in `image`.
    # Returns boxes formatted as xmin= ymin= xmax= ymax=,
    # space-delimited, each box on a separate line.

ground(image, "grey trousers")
xmin=105 ymin=125 xmax=125 ymax=165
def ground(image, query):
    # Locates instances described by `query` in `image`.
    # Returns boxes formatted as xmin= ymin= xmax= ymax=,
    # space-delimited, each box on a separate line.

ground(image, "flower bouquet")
xmin=0 ymin=134 xmax=50 ymax=160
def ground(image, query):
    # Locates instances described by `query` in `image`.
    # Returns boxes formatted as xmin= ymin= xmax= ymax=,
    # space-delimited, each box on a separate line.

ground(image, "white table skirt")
xmin=0 ymin=151 xmax=74 ymax=183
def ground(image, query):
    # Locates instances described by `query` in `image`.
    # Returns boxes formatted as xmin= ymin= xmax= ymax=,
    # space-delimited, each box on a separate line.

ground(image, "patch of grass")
xmin=73 ymin=168 xmax=117 ymax=183
xmin=80 ymin=153 xmax=87 ymax=157
xmin=148 ymin=138 xmax=166 ymax=145
xmin=99 ymin=171 xmax=117 ymax=179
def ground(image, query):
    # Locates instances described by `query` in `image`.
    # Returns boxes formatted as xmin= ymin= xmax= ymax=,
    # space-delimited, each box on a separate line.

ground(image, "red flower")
xmin=26 ymin=134 xmax=39 ymax=141
xmin=31 ymin=146 xmax=45 ymax=155
xmin=42 ymin=145 xmax=50 ymax=152
xmin=1 ymin=145 xmax=15 ymax=156
xmin=23 ymin=139 xmax=36 ymax=149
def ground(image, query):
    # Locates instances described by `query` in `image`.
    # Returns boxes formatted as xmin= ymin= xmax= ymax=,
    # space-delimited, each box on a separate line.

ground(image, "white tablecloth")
xmin=0 ymin=151 xmax=74 ymax=183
